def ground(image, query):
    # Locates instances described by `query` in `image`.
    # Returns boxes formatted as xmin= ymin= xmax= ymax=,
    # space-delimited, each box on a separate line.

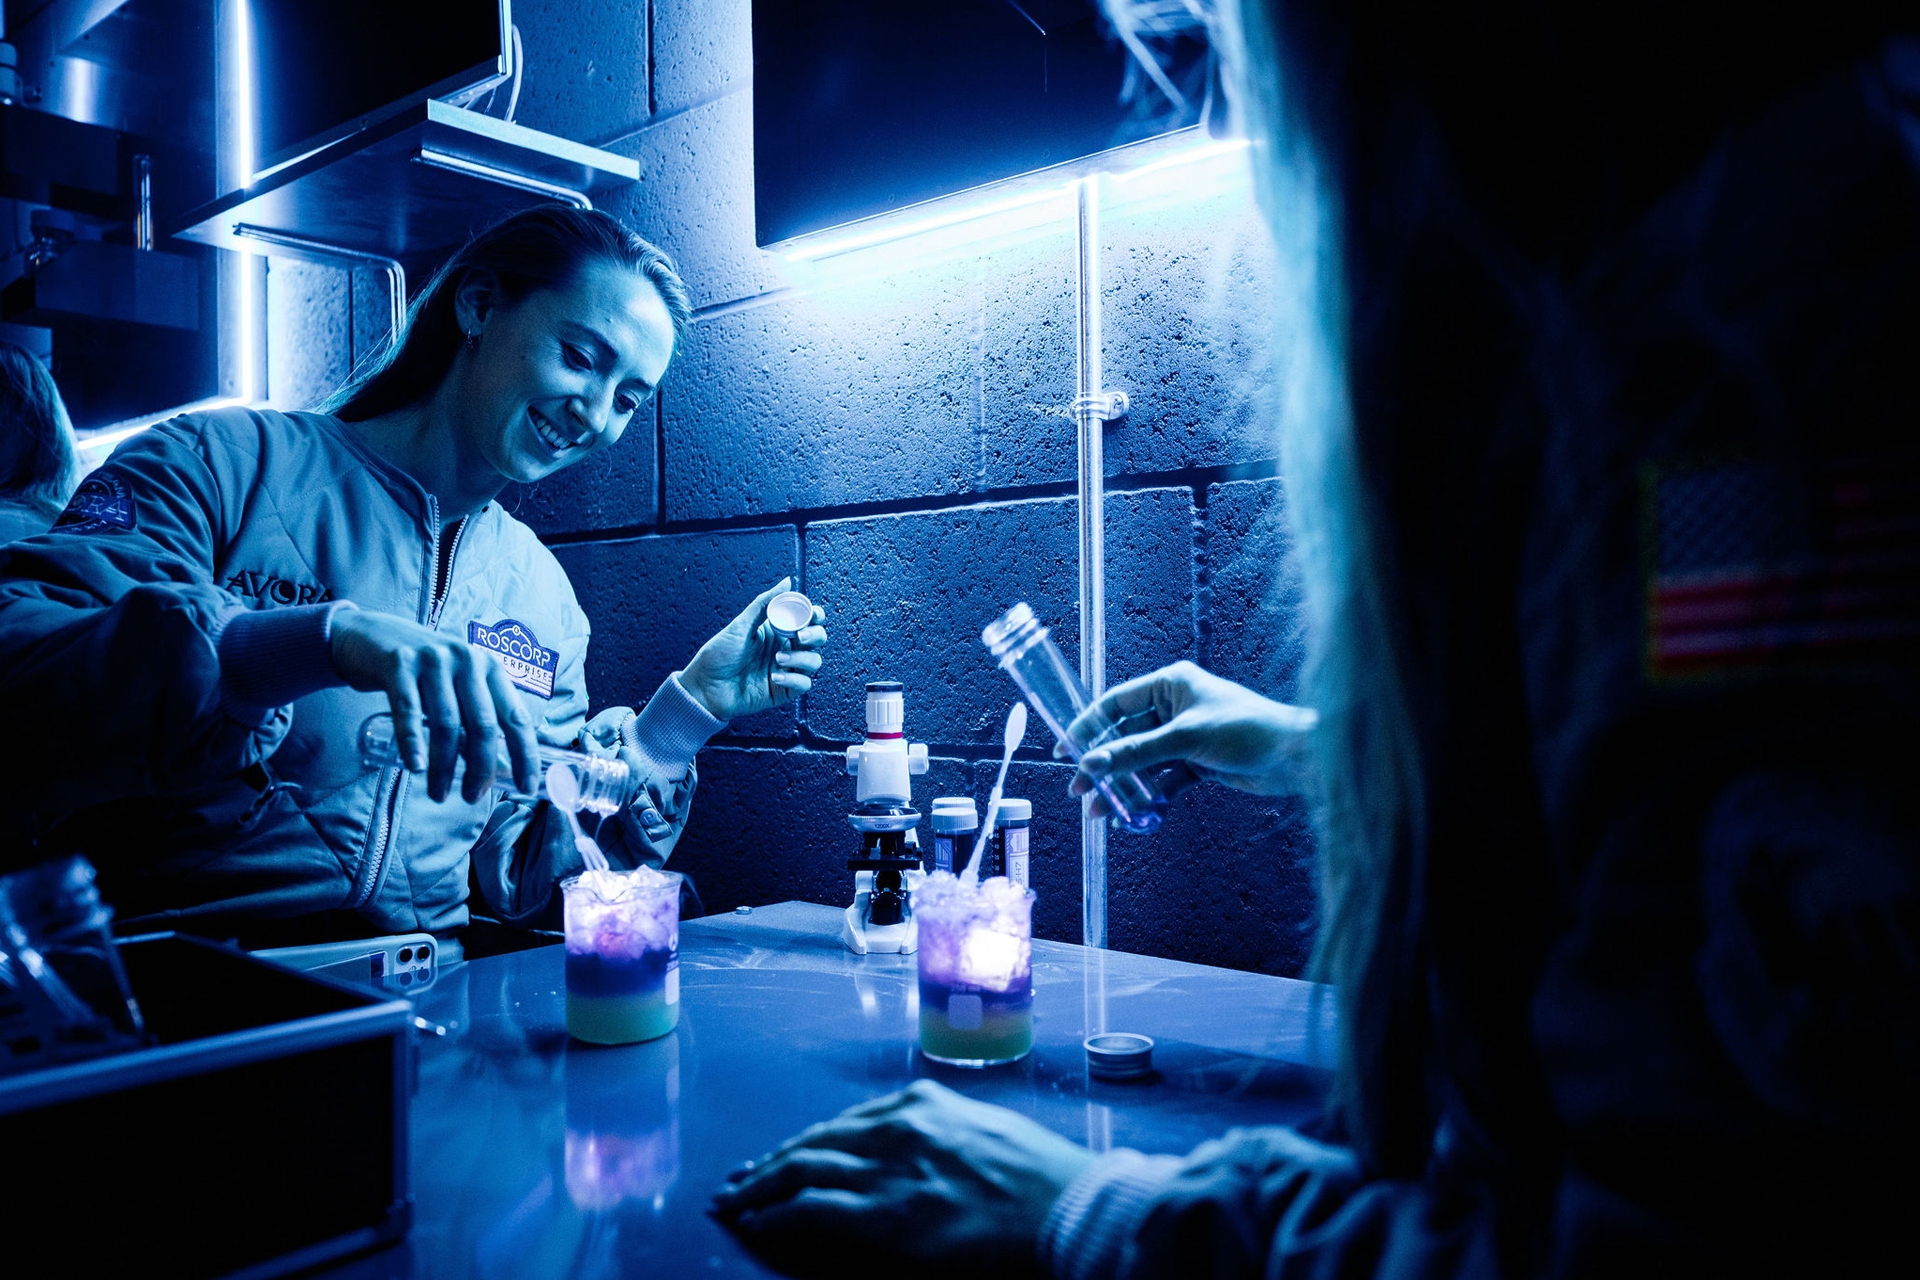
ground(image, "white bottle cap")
xmin=994 ymin=798 xmax=1032 ymax=824
xmin=930 ymin=796 xmax=978 ymax=832
xmin=766 ymin=590 xmax=813 ymax=636
xmin=1085 ymin=1032 xmax=1154 ymax=1081
xmin=865 ymin=681 xmax=904 ymax=737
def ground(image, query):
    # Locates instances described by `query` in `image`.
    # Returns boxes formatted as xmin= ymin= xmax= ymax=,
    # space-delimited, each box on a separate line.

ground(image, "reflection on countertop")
xmin=322 ymin=901 xmax=1333 ymax=1279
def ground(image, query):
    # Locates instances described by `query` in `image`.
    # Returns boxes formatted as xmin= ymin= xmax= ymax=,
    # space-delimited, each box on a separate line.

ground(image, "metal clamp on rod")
xmin=412 ymin=148 xmax=592 ymax=211
xmin=1071 ymin=391 xmax=1130 ymax=422
xmin=229 ymin=224 xmax=407 ymax=351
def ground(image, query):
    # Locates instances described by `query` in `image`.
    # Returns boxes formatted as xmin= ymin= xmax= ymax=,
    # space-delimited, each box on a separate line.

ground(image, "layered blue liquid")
xmin=566 ymin=947 xmax=671 ymax=997
xmin=917 ymin=975 xmax=1033 ymax=1065
xmin=566 ymin=945 xmax=677 ymax=1043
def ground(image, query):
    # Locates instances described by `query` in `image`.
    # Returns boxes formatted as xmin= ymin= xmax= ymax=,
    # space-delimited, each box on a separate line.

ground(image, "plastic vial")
xmin=358 ymin=712 xmax=629 ymax=815
xmin=930 ymin=797 xmax=978 ymax=875
xmin=981 ymin=603 xmax=1167 ymax=834
xmin=993 ymin=798 xmax=1032 ymax=889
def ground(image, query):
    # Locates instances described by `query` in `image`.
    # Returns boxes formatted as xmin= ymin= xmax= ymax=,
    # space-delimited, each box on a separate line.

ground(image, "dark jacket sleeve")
xmin=1043 ymin=1128 xmax=1505 ymax=1280
xmin=0 ymin=418 xmax=291 ymax=826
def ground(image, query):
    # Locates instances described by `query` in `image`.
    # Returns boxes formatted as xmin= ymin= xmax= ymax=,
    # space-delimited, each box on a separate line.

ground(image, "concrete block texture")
xmin=652 ymin=0 xmax=751 ymax=116
xmin=550 ymin=526 xmax=800 ymax=738
xmin=983 ymin=759 xmax=1317 ymax=977
xmin=670 ymin=746 xmax=973 ymax=916
xmin=1100 ymin=182 xmax=1284 ymax=474
xmin=266 ymin=259 xmax=351 ymax=412
xmin=606 ymin=93 xmax=786 ymax=314
xmin=499 ymin=406 xmax=658 ymax=537
xmin=1205 ymin=478 xmax=1306 ymax=700
xmin=803 ymin=488 xmax=1196 ymax=747
xmin=349 ymin=267 xmax=396 ymax=374
xmin=508 ymin=0 xmax=649 ymax=147
xmin=664 ymin=233 xmax=1076 ymax=520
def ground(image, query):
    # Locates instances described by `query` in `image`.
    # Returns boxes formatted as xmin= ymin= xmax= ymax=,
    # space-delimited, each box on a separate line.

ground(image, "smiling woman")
xmin=0 ymin=205 xmax=827 ymax=948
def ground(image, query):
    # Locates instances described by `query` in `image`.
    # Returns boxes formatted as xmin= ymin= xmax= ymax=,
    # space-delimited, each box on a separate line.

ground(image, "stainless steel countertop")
xmin=325 ymin=901 xmax=1334 ymax=1278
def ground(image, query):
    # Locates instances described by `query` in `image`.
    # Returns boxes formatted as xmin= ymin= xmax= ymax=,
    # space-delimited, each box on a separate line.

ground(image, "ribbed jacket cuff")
xmin=622 ymin=672 xmax=724 ymax=782
xmin=1039 ymin=1149 xmax=1183 ymax=1280
xmin=214 ymin=601 xmax=356 ymax=718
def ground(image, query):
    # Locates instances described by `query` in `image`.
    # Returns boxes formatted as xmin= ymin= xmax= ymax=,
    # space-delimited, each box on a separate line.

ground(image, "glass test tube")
xmin=981 ymin=603 xmax=1167 ymax=833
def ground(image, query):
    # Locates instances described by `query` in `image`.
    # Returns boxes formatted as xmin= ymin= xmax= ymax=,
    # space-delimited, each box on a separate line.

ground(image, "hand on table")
xmin=1061 ymin=660 xmax=1318 ymax=814
xmin=679 ymin=578 xmax=828 ymax=722
xmin=711 ymin=1080 xmax=1095 ymax=1280
xmin=330 ymin=606 xmax=538 ymax=802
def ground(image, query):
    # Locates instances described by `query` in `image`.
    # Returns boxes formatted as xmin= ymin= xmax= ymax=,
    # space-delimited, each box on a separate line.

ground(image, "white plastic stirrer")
xmin=962 ymin=701 xmax=1028 ymax=887
xmin=547 ymin=761 xmax=611 ymax=873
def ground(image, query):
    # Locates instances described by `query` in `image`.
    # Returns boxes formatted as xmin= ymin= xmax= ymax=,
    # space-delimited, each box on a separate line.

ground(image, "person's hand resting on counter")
xmin=1060 ymin=660 xmax=1319 ymax=812
xmin=711 ymin=1080 xmax=1095 ymax=1280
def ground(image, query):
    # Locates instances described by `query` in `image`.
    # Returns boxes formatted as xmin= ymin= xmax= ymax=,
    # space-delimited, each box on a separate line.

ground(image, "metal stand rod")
xmin=414 ymin=148 xmax=592 ymax=211
xmin=1074 ymin=176 xmax=1108 ymax=952
xmin=230 ymin=224 xmax=407 ymax=350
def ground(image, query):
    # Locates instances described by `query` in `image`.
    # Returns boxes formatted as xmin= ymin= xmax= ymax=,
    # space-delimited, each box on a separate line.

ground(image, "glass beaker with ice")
xmin=562 ymin=868 xmax=682 ymax=1045
xmin=914 ymin=872 xmax=1034 ymax=1067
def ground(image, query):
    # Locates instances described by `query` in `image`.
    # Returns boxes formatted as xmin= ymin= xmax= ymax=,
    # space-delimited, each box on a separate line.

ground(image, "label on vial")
xmin=1004 ymin=826 xmax=1030 ymax=888
xmin=933 ymin=833 xmax=954 ymax=874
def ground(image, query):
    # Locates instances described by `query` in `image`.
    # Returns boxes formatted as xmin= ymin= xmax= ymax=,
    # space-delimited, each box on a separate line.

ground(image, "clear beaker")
xmin=563 ymin=868 xmax=683 ymax=1045
xmin=914 ymin=872 xmax=1034 ymax=1067
xmin=981 ymin=602 xmax=1167 ymax=833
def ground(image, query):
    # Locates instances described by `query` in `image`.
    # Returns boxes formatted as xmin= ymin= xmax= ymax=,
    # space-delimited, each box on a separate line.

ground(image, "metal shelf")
xmin=170 ymin=100 xmax=639 ymax=264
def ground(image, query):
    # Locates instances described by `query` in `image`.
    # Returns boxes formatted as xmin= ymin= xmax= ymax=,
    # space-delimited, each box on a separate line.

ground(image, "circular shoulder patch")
xmin=54 ymin=470 xmax=137 ymax=534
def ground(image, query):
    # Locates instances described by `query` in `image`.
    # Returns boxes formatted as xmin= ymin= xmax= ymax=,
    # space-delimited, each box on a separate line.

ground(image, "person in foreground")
xmin=713 ymin=1 xmax=1919 ymax=1275
xmin=0 ymin=205 xmax=827 ymax=944
xmin=0 ymin=340 xmax=80 ymax=543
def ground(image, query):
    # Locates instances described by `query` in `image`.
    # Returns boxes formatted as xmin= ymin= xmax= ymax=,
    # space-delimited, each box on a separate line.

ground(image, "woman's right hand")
xmin=330 ymin=608 xmax=539 ymax=803
xmin=1061 ymin=660 xmax=1319 ymax=811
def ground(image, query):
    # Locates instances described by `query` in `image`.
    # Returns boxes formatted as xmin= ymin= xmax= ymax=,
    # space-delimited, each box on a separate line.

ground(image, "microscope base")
xmin=842 ymin=897 xmax=918 ymax=955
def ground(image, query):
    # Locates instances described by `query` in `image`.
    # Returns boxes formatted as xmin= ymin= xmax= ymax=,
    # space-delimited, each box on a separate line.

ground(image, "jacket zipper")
xmin=350 ymin=496 xmax=468 ymax=912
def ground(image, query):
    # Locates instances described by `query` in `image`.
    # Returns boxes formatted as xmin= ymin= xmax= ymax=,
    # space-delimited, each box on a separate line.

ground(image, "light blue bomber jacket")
xmin=0 ymin=407 xmax=723 ymax=940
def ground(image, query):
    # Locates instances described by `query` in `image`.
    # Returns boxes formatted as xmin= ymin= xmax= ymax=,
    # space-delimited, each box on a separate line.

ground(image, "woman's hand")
xmin=1063 ymin=660 xmax=1318 ymax=813
xmin=330 ymin=608 xmax=538 ymax=803
xmin=711 ymin=1080 xmax=1094 ymax=1280
xmin=679 ymin=578 xmax=828 ymax=722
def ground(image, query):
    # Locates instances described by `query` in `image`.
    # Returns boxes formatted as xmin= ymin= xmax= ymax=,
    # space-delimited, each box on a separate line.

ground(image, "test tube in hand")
xmin=980 ymin=603 xmax=1167 ymax=833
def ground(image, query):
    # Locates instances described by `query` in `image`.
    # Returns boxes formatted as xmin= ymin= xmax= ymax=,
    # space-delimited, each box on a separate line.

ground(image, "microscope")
xmin=841 ymin=681 xmax=929 ymax=954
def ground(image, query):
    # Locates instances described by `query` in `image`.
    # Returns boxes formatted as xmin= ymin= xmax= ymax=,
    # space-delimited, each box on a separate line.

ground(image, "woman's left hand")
xmin=679 ymin=578 xmax=827 ymax=722
xmin=711 ymin=1080 xmax=1094 ymax=1279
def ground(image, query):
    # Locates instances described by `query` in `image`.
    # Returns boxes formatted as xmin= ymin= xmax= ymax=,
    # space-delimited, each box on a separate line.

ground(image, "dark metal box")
xmin=0 ymin=934 xmax=412 ymax=1279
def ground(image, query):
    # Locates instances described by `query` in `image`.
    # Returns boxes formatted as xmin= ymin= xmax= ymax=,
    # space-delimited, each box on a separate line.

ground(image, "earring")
xmin=464 ymin=330 xmax=479 ymax=353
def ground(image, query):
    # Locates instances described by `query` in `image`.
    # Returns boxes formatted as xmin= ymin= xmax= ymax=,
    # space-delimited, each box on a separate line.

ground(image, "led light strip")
xmin=776 ymin=131 xmax=1250 ymax=263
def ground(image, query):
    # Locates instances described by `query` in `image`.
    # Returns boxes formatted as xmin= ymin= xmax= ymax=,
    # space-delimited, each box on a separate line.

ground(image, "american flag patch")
xmin=1646 ymin=453 xmax=1920 ymax=680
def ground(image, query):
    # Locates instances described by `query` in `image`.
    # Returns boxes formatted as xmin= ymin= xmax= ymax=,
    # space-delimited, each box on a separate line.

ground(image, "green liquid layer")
xmin=568 ymin=989 xmax=678 ymax=1045
xmin=918 ymin=1005 xmax=1033 ymax=1065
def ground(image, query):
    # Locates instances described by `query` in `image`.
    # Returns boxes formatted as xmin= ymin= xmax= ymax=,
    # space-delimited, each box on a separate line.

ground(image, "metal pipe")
xmin=230 ymin=224 xmax=407 ymax=350
xmin=1074 ymin=176 xmax=1107 ymax=951
xmin=412 ymin=148 xmax=591 ymax=210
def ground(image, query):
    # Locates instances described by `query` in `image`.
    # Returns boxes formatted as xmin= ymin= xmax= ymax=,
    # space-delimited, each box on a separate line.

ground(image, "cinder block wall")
xmin=267 ymin=1 xmax=1316 ymax=977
